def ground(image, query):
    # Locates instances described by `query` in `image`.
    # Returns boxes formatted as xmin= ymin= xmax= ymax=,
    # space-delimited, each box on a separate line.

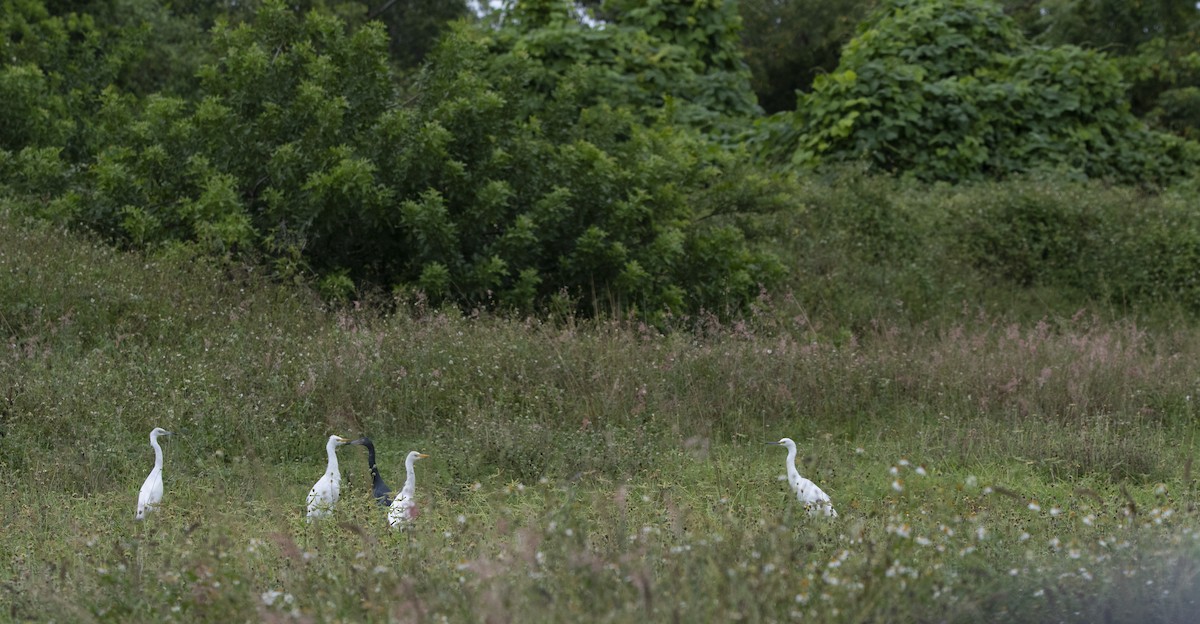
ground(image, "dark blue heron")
xmin=350 ymin=437 xmax=394 ymax=506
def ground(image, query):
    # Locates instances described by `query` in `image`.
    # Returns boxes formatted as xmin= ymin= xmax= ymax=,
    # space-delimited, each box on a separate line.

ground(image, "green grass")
xmin=2 ymin=209 xmax=1200 ymax=622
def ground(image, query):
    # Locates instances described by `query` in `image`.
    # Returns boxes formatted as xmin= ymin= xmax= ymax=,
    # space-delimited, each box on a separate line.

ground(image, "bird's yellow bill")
xmin=418 ymin=453 xmax=429 ymax=458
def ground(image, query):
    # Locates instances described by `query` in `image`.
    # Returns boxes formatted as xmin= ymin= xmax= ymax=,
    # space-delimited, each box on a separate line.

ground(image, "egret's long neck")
xmin=325 ymin=441 xmax=340 ymax=477
xmin=365 ymin=443 xmax=381 ymax=481
xmin=401 ymin=457 xmax=417 ymax=496
xmin=785 ymin=445 xmax=800 ymax=481
xmin=150 ymin=436 xmax=164 ymax=471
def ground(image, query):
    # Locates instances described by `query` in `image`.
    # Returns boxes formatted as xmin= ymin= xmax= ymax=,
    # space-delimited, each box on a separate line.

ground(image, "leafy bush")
xmin=40 ymin=0 xmax=786 ymax=317
xmin=778 ymin=0 xmax=1200 ymax=184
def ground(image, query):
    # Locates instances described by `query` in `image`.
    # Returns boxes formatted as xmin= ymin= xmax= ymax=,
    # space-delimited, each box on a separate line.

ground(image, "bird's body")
xmin=306 ymin=435 xmax=350 ymax=521
xmin=136 ymin=427 xmax=173 ymax=520
xmin=350 ymin=437 xmax=393 ymax=506
xmin=388 ymin=451 xmax=429 ymax=529
xmin=768 ymin=437 xmax=837 ymax=517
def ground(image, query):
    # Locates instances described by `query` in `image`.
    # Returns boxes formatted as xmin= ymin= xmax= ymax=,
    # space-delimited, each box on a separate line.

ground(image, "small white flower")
xmin=915 ymin=466 xmax=927 ymax=476
xmin=262 ymin=590 xmax=283 ymax=606
xmin=1028 ymin=501 xmax=1041 ymax=512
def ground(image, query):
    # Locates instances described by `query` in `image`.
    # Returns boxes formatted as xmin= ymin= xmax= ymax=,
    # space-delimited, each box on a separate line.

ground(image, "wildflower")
xmin=1049 ymin=507 xmax=1062 ymax=517
xmin=976 ymin=526 xmax=987 ymax=541
xmin=262 ymin=590 xmax=283 ymax=606
xmin=457 ymin=514 xmax=466 ymax=524
xmin=1019 ymin=532 xmax=1031 ymax=542
xmin=892 ymin=479 xmax=904 ymax=492
xmin=1083 ymin=514 xmax=1095 ymax=526
xmin=855 ymin=447 xmax=865 ymax=455
xmin=898 ymin=459 xmax=910 ymax=467
xmin=915 ymin=466 xmax=927 ymax=476
xmin=1028 ymin=501 xmax=1041 ymax=512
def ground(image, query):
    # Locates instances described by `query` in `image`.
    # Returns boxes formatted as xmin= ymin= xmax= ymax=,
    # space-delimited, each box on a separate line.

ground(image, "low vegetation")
xmin=2 ymin=204 xmax=1198 ymax=622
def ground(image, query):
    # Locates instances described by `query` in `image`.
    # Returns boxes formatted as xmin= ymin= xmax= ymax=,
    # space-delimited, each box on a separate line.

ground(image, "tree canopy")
xmin=2 ymin=0 xmax=1199 ymax=316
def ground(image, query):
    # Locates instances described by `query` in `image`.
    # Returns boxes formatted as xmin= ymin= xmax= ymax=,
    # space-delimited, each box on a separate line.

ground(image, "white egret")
xmin=388 ymin=451 xmax=429 ymax=529
xmin=306 ymin=435 xmax=350 ymax=521
xmin=767 ymin=437 xmax=838 ymax=517
xmin=136 ymin=427 xmax=173 ymax=520
xmin=349 ymin=437 xmax=393 ymax=506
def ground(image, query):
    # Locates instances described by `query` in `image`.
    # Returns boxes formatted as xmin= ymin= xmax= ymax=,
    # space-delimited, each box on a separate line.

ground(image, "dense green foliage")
xmin=5 ymin=0 xmax=787 ymax=316
xmin=3 ymin=0 xmax=1200 ymax=313
xmin=777 ymin=0 xmax=1200 ymax=183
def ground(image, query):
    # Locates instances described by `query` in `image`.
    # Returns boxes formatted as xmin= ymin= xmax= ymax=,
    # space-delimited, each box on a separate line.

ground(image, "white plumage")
xmin=768 ymin=437 xmax=837 ymax=517
xmin=388 ymin=451 xmax=429 ymax=528
xmin=306 ymin=435 xmax=350 ymax=521
xmin=136 ymin=427 xmax=173 ymax=520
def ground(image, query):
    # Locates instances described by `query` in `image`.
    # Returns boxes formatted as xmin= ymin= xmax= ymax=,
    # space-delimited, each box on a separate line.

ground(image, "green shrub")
xmin=779 ymin=0 xmax=1200 ymax=184
xmin=33 ymin=1 xmax=787 ymax=318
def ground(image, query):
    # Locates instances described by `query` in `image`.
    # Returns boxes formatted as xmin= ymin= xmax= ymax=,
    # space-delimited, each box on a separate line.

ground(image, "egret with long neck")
xmin=388 ymin=451 xmax=429 ymax=528
xmin=350 ymin=437 xmax=393 ymax=506
xmin=136 ymin=427 xmax=173 ymax=520
xmin=306 ymin=435 xmax=350 ymax=521
xmin=767 ymin=437 xmax=837 ymax=517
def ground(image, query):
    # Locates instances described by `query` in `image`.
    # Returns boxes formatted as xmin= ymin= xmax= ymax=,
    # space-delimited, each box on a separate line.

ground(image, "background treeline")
xmin=2 ymin=0 xmax=1199 ymax=321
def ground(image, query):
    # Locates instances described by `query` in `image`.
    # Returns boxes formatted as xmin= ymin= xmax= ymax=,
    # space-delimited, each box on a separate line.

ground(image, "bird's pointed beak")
xmin=349 ymin=438 xmax=367 ymax=445
xmin=418 ymin=453 xmax=429 ymax=459
xmin=336 ymin=436 xmax=350 ymax=443
xmin=765 ymin=441 xmax=781 ymax=445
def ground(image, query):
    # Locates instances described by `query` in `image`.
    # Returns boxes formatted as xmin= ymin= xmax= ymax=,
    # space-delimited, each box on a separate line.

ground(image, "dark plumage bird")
xmin=350 ymin=437 xmax=394 ymax=506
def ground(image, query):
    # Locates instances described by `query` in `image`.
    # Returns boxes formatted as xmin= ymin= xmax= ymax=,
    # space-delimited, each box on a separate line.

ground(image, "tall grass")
xmin=2 ymin=207 xmax=1199 ymax=622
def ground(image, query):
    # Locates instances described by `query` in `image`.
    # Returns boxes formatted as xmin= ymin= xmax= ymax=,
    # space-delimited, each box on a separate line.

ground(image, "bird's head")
xmin=766 ymin=437 xmax=797 ymax=451
xmin=328 ymin=435 xmax=350 ymax=447
xmin=349 ymin=437 xmax=373 ymax=447
xmin=406 ymin=451 xmax=429 ymax=463
xmin=150 ymin=427 xmax=174 ymax=439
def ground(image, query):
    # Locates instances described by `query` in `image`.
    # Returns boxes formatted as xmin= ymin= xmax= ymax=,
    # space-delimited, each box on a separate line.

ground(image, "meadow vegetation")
xmin=2 ymin=184 xmax=1200 ymax=621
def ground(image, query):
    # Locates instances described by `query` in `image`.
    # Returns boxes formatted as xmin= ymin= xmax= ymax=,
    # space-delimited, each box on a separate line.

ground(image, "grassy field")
xmin=2 ymin=210 xmax=1200 ymax=622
